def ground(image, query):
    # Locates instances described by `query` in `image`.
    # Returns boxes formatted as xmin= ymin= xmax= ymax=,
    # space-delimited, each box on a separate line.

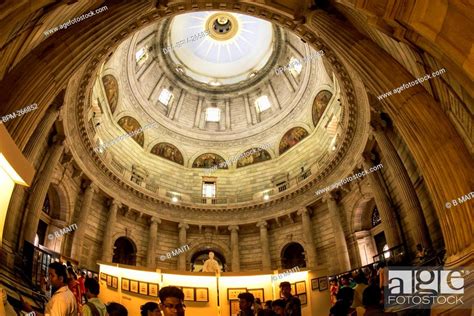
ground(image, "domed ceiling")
xmin=67 ymin=10 xmax=366 ymax=213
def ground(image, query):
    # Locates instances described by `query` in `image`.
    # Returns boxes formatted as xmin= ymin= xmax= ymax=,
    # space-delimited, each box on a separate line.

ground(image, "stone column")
xmin=257 ymin=221 xmax=271 ymax=270
xmin=355 ymin=230 xmax=377 ymax=266
xmin=147 ymin=217 xmax=161 ymax=268
xmin=22 ymin=139 xmax=64 ymax=245
xmin=177 ymin=222 xmax=189 ymax=271
xmin=296 ymin=208 xmax=318 ymax=269
xmin=101 ymin=199 xmax=121 ymax=262
xmin=70 ymin=182 xmax=97 ymax=261
xmin=362 ymin=155 xmax=402 ymax=248
xmin=323 ymin=194 xmax=351 ymax=272
xmin=228 ymin=225 xmax=240 ymax=272
xmin=371 ymin=120 xmax=431 ymax=249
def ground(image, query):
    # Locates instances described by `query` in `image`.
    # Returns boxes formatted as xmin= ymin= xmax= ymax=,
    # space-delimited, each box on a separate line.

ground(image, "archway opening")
xmin=281 ymin=242 xmax=306 ymax=269
xmin=112 ymin=237 xmax=137 ymax=266
xmin=190 ymin=249 xmax=226 ymax=272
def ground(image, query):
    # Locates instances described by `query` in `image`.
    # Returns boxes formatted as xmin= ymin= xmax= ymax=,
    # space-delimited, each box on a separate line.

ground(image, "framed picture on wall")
xmin=183 ymin=287 xmax=195 ymax=301
xmin=139 ymin=282 xmax=148 ymax=295
xmin=121 ymin=278 xmax=130 ymax=291
xmin=247 ymin=289 xmax=264 ymax=302
xmin=106 ymin=275 xmax=112 ymax=287
xmin=195 ymin=288 xmax=209 ymax=302
xmin=148 ymin=283 xmax=159 ymax=297
xmin=311 ymin=278 xmax=319 ymax=290
xmin=130 ymin=280 xmax=139 ymax=293
xmin=230 ymin=300 xmax=240 ymax=316
xmin=112 ymin=277 xmax=118 ymax=289
xmin=100 ymin=273 xmax=107 ymax=280
xmin=295 ymin=281 xmax=306 ymax=294
xmin=228 ymin=288 xmax=247 ymax=301
xmin=298 ymin=293 xmax=307 ymax=305
xmin=291 ymin=284 xmax=296 ymax=296
xmin=319 ymin=277 xmax=328 ymax=291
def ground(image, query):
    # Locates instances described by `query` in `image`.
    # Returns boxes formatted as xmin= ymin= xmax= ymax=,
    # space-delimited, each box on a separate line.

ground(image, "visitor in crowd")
xmin=78 ymin=271 xmax=86 ymax=303
xmin=351 ymin=273 xmax=368 ymax=309
xmin=339 ymin=275 xmax=350 ymax=289
xmin=377 ymin=262 xmax=389 ymax=299
xmin=67 ymin=267 xmax=82 ymax=314
xmin=362 ymin=284 xmax=396 ymax=315
xmin=271 ymin=300 xmax=286 ymax=316
xmin=40 ymin=270 xmax=51 ymax=300
xmin=158 ymin=286 xmax=185 ymax=316
xmin=140 ymin=302 xmax=160 ymax=316
xmin=329 ymin=279 xmax=339 ymax=306
xmin=329 ymin=287 xmax=356 ymax=316
xmin=254 ymin=298 xmax=263 ymax=315
xmin=238 ymin=292 xmax=255 ymax=316
xmin=279 ymin=281 xmax=301 ymax=316
xmin=106 ymin=303 xmax=128 ymax=316
xmin=261 ymin=300 xmax=274 ymax=316
xmin=22 ymin=262 xmax=77 ymax=316
xmin=83 ymin=278 xmax=106 ymax=316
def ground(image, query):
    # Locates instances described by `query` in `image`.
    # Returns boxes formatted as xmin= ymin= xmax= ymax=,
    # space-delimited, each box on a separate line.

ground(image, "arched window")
xmin=281 ymin=242 xmax=306 ymax=269
xmin=42 ymin=196 xmax=51 ymax=215
xmin=112 ymin=237 xmax=137 ymax=266
xmin=190 ymin=250 xmax=226 ymax=272
xmin=371 ymin=207 xmax=381 ymax=227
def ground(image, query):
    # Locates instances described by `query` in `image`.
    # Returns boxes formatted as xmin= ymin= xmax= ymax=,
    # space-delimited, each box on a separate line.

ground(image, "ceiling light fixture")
xmin=171 ymin=196 xmax=179 ymax=203
xmin=263 ymin=194 xmax=270 ymax=201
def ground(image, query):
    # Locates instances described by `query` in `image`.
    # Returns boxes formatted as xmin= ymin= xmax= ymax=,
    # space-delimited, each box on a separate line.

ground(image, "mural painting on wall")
xmin=102 ymin=74 xmax=119 ymax=114
xmin=279 ymin=127 xmax=309 ymax=155
xmin=151 ymin=143 xmax=184 ymax=165
xmin=117 ymin=116 xmax=144 ymax=147
xmin=312 ymin=90 xmax=333 ymax=126
xmin=237 ymin=148 xmax=272 ymax=168
xmin=192 ymin=153 xmax=228 ymax=169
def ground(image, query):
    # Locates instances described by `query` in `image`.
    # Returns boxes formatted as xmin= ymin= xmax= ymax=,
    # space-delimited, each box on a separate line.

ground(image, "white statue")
xmin=202 ymin=251 xmax=220 ymax=273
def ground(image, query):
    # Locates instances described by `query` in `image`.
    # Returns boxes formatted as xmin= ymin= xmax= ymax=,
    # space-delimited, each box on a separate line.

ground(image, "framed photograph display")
xmin=183 ymin=287 xmax=195 ymax=301
xmin=100 ymin=273 xmax=107 ymax=280
xmin=130 ymin=280 xmax=139 ymax=293
xmin=195 ymin=288 xmax=209 ymax=302
xmin=295 ymin=281 xmax=306 ymax=294
xmin=230 ymin=300 xmax=240 ymax=316
xmin=291 ymin=283 xmax=296 ymax=296
xmin=139 ymin=282 xmax=148 ymax=295
xmin=112 ymin=277 xmax=118 ymax=289
xmin=228 ymin=288 xmax=247 ymax=301
xmin=298 ymin=293 xmax=307 ymax=305
xmin=319 ymin=277 xmax=328 ymax=291
xmin=247 ymin=289 xmax=264 ymax=302
xmin=148 ymin=283 xmax=159 ymax=297
xmin=121 ymin=278 xmax=130 ymax=291
xmin=106 ymin=275 xmax=112 ymax=287
xmin=311 ymin=278 xmax=319 ymax=291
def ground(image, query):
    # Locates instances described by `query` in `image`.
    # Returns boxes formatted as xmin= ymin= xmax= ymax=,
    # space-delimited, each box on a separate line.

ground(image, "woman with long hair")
xmin=67 ymin=267 xmax=82 ymax=314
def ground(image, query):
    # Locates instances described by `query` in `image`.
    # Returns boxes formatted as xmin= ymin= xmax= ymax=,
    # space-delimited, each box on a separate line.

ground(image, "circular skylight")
xmin=167 ymin=11 xmax=274 ymax=85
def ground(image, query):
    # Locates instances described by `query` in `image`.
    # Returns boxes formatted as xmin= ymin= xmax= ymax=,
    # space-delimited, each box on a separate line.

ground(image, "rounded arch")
xmin=191 ymin=153 xmax=228 ymax=169
xmin=190 ymin=249 xmax=226 ymax=272
xmin=186 ymin=240 xmax=231 ymax=268
xmin=101 ymin=74 xmax=119 ymax=115
xmin=236 ymin=147 xmax=272 ymax=168
xmin=150 ymin=142 xmax=184 ymax=165
xmin=51 ymin=181 xmax=75 ymax=223
xmin=117 ymin=115 xmax=145 ymax=147
xmin=281 ymin=242 xmax=306 ymax=269
xmin=312 ymin=89 xmax=333 ymax=127
xmin=351 ymin=193 xmax=376 ymax=233
xmin=278 ymin=126 xmax=310 ymax=155
xmin=112 ymin=236 xmax=137 ymax=266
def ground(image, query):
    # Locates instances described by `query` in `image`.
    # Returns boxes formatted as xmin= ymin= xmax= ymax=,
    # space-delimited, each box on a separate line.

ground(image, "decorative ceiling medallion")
xmin=207 ymin=12 xmax=238 ymax=41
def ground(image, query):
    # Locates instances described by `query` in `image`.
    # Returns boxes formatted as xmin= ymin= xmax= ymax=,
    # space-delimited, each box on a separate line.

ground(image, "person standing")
xmin=67 ymin=268 xmax=82 ymax=314
xmin=82 ymin=278 xmax=106 ymax=316
xmin=279 ymin=282 xmax=301 ymax=316
xmin=78 ymin=272 xmax=86 ymax=304
xmin=329 ymin=279 xmax=339 ymax=306
xmin=238 ymin=292 xmax=255 ymax=316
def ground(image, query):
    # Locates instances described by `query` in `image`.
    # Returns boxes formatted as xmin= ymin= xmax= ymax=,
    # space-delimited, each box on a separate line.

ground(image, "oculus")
xmin=192 ymin=153 xmax=228 ymax=169
xmin=279 ymin=127 xmax=309 ymax=155
xmin=206 ymin=12 xmax=238 ymax=41
xmin=117 ymin=116 xmax=144 ymax=147
xmin=102 ymin=75 xmax=119 ymax=114
xmin=151 ymin=143 xmax=184 ymax=165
